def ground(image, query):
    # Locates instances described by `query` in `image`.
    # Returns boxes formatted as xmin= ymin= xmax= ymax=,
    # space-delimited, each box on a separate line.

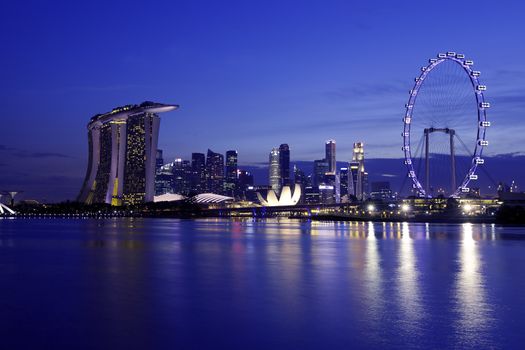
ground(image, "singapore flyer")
xmin=402 ymin=52 xmax=490 ymax=198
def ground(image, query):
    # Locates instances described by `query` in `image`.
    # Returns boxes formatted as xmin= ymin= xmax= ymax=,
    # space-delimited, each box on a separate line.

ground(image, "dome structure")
xmin=257 ymin=184 xmax=301 ymax=207
xmin=191 ymin=193 xmax=234 ymax=203
xmin=153 ymin=193 xmax=186 ymax=203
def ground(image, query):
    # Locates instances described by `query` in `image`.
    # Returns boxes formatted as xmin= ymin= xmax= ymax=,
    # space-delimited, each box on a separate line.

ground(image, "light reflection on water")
xmin=0 ymin=218 xmax=524 ymax=349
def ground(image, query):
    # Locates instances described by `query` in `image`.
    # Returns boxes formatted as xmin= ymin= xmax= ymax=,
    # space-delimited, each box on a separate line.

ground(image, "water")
xmin=1 ymin=218 xmax=524 ymax=349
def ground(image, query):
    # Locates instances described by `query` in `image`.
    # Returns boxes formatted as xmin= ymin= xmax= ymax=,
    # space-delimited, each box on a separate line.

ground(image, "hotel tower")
xmin=78 ymin=101 xmax=178 ymax=205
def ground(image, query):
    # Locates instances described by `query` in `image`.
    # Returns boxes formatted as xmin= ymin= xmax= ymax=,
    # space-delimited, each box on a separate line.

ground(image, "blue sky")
xmin=0 ymin=0 xmax=524 ymax=201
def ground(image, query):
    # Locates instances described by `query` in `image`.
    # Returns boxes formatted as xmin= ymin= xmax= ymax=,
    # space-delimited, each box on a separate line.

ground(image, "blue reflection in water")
xmin=0 ymin=218 xmax=524 ymax=349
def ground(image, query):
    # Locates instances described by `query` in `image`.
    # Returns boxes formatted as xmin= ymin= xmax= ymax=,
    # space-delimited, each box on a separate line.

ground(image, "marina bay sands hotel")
xmin=78 ymin=101 xmax=178 ymax=206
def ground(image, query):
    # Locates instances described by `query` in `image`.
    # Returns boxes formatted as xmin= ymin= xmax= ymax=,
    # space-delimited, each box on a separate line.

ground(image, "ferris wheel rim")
xmin=402 ymin=52 xmax=489 ymax=198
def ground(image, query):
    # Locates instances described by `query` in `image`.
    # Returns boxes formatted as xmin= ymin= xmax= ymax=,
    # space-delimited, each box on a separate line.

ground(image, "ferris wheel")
xmin=402 ymin=52 xmax=490 ymax=198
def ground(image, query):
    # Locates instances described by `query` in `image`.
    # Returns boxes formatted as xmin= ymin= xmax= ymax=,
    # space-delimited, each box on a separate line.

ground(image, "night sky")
xmin=1 ymin=0 xmax=524 ymax=202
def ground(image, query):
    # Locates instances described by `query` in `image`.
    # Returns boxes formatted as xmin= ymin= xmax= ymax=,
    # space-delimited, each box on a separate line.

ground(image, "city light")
xmin=367 ymin=204 xmax=375 ymax=212
xmin=401 ymin=204 xmax=410 ymax=212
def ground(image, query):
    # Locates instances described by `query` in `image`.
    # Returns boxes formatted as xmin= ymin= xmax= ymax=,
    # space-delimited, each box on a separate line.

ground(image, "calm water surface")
xmin=1 ymin=218 xmax=524 ymax=349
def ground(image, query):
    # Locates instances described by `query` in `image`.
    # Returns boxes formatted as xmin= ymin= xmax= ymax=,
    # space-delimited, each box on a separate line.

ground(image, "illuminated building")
xmin=269 ymin=148 xmax=281 ymax=194
xmin=78 ymin=101 xmax=178 ymax=205
xmin=206 ymin=149 xmax=224 ymax=194
xmin=340 ymin=167 xmax=349 ymax=201
xmin=224 ymin=150 xmax=238 ymax=197
xmin=173 ymin=158 xmax=192 ymax=195
xmin=155 ymin=162 xmax=174 ymax=196
xmin=350 ymin=142 xmax=368 ymax=200
xmin=313 ymin=159 xmax=329 ymax=188
xmin=237 ymin=170 xmax=254 ymax=199
xmin=325 ymin=139 xmax=336 ymax=174
xmin=257 ymin=184 xmax=301 ymax=206
xmin=191 ymin=153 xmax=206 ymax=194
xmin=279 ymin=144 xmax=290 ymax=187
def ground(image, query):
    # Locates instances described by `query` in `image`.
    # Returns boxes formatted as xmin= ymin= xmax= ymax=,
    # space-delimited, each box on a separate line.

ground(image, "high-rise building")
xmin=340 ymin=167 xmax=349 ymax=201
xmin=191 ymin=153 xmax=206 ymax=194
xmin=224 ymin=150 xmax=238 ymax=197
xmin=237 ymin=170 xmax=254 ymax=199
xmin=279 ymin=144 xmax=290 ymax=187
xmin=325 ymin=140 xmax=336 ymax=174
xmin=173 ymin=159 xmax=192 ymax=195
xmin=78 ymin=101 xmax=178 ymax=205
xmin=155 ymin=162 xmax=174 ymax=196
xmin=206 ymin=149 xmax=224 ymax=194
xmin=269 ymin=148 xmax=281 ymax=194
xmin=350 ymin=142 xmax=368 ymax=200
xmin=313 ymin=159 xmax=329 ymax=188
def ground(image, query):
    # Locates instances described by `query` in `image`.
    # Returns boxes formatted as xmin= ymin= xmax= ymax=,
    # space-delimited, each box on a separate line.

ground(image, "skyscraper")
xmin=191 ymin=153 xmax=206 ymax=194
xmin=350 ymin=142 xmax=368 ymax=200
xmin=237 ymin=170 xmax=254 ymax=199
xmin=279 ymin=144 xmax=290 ymax=187
xmin=325 ymin=140 xmax=336 ymax=174
xmin=269 ymin=148 xmax=281 ymax=194
xmin=206 ymin=149 xmax=224 ymax=194
xmin=224 ymin=150 xmax=238 ymax=197
xmin=313 ymin=159 xmax=329 ymax=188
xmin=78 ymin=101 xmax=178 ymax=205
xmin=339 ymin=167 xmax=349 ymax=201
xmin=173 ymin=158 xmax=192 ymax=195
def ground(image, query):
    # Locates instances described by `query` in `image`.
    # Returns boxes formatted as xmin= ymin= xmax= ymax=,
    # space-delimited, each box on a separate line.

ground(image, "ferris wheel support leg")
xmin=450 ymin=132 xmax=456 ymax=194
xmin=425 ymin=129 xmax=430 ymax=196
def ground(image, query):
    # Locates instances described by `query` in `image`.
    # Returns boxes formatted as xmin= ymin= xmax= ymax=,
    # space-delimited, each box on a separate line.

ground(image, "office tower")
xmin=237 ymin=170 xmax=254 ymax=199
xmin=78 ymin=101 xmax=178 ymax=205
xmin=206 ymin=149 xmax=224 ymax=194
xmin=269 ymin=148 xmax=281 ymax=194
xmin=351 ymin=142 xmax=367 ymax=200
xmin=155 ymin=162 xmax=174 ymax=196
xmin=155 ymin=149 xmax=164 ymax=173
xmin=340 ymin=167 xmax=349 ymax=200
xmin=173 ymin=159 xmax=192 ymax=195
xmin=319 ymin=172 xmax=341 ymax=204
xmin=325 ymin=140 xmax=336 ymax=174
xmin=191 ymin=153 xmax=206 ymax=194
xmin=279 ymin=144 xmax=290 ymax=187
xmin=224 ymin=150 xmax=238 ymax=197
xmin=313 ymin=159 xmax=329 ymax=188
xmin=293 ymin=165 xmax=306 ymax=186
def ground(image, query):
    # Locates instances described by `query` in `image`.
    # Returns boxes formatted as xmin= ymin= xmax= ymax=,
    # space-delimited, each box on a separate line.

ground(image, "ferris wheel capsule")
xmin=438 ymin=53 xmax=447 ymax=58
xmin=461 ymin=187 xmax=470 ymax=193
xmin=480 ymin=121 xmax=491 ymax=127
xmin=471 ymin=71 xmax=481 ymax=77
xmin=456 ymin=53 xmax=465 ymax=59
xmin=476 ymin=85 xmax=487 ymax=91
xmin=480 ymin=102 xmax=490 ymax=108
xmin=464 ymin=60 xmax=474 ymax=66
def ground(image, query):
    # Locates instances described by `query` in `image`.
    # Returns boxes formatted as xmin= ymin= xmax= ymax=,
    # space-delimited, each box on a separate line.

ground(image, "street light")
xmin=367 ymin=204 xmax=375 ymax=212
xmin=401 ymin=204 xmax=410 ymax=212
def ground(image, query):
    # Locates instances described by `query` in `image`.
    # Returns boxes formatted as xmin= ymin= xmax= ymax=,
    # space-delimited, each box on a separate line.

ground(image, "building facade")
xmin=279 ymin=144 xmax=290 ymax=187
xmin=78 ymin=101 xmax=178 ymax=205
xmin=325 ymin=140 xmax=336 ymax=174
xmin=206 ymin=149 xmax=224 ymax=194
xmin=269 ymin=148 xmax=281 ymax=195
xmin=224 ymin=150 xmax=238 ymax=197
xmin=191 ymin=153 xmax=206 ymax=194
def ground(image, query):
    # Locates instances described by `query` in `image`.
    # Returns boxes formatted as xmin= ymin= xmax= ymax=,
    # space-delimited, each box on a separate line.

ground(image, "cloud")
xmin=15 ymin=151 xmax=72 ymax=159
xmin=0 ymin=144 xmax=72 ymax=159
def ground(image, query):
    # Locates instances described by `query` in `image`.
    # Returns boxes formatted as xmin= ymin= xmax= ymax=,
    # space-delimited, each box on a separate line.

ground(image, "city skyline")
xmin=1 ymin=1 xmax=525 ymax=201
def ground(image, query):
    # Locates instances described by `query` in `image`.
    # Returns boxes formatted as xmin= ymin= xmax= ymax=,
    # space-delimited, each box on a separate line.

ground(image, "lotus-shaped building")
xmin=257 ymin=184 xmax=301 ymax=207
